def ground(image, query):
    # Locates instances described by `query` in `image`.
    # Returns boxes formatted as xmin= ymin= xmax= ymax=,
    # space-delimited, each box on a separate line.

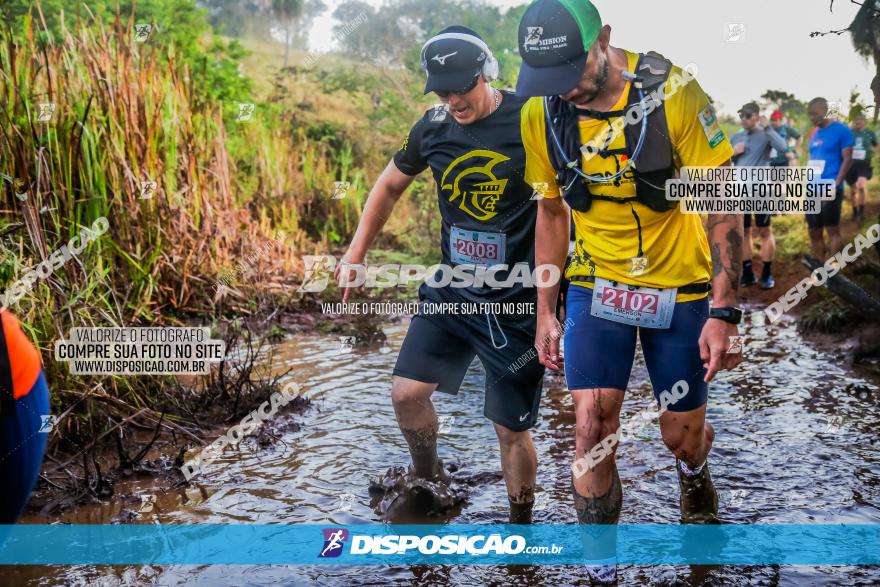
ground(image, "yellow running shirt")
xmin=521 ymin=50 xmax=734 ymax=301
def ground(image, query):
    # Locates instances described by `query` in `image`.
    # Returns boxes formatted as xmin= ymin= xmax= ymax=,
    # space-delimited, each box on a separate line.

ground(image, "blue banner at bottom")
xmin=1 ymin=524 xmax=878 ymax=565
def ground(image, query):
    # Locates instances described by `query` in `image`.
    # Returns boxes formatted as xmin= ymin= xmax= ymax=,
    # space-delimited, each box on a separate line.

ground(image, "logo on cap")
xmin=521 ymin=30 xmax=568 ymax=54
xmin=431 ymin=51 xmax=458 ymax=65
xmin=523 ymin=27 xmax=543 ymax=50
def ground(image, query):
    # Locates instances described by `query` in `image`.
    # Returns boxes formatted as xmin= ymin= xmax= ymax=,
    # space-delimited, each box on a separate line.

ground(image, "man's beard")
xmin=575 ymin=52 xmax=609 ymax=105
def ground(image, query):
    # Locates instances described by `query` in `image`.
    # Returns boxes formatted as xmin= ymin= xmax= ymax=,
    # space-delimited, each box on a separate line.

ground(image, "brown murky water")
xmin=8 ymin=308 xmax=880 ymax=586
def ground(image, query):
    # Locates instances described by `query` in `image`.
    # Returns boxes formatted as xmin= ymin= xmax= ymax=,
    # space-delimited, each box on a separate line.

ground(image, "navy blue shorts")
xmin=562 ymin=285 xmax=709 ymax=412
xmin=0 ymin=370 xmax=50 ymax=523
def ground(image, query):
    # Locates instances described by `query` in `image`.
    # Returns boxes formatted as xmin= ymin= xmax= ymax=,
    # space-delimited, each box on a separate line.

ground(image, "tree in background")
xmin=201 ymin=0 xmax=270 ymax=38
xmin=290 ymin=0 xmax=327 ymax=49
xmin=760 ymin=90 xmax=807 ymax=118
xmin=332 ymin=0 xmax=527 ymax=89
xmin=0 ymin=0 xmax=249 ymax=103
xmin=848 ymin=1 xmax=880 ymax=121
xmin=332 ymin=1 xmax=408 ymax=64
xmin=811 ymin=1 xmax=880 ymax=121
xmin=272 ymin=0 xmax=304 ymax=67
xmin=201 ymin=0 xmax=324 ymax=50
xmin=399 ymin=0 xmax=527 ymax=88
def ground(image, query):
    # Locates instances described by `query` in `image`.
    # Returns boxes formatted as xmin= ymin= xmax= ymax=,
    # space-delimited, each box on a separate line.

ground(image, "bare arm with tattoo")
xmin=700 ymin=159 xmax=744 ymax=382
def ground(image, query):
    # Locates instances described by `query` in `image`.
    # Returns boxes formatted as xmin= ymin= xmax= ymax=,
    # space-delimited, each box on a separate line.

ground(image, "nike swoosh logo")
xmin=519 ymin=412 xmax=530 ymax=422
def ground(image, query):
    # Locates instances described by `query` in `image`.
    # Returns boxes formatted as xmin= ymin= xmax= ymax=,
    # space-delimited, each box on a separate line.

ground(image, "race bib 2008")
xmin=590 ymin=278 xmax=676 ymax=329
xmin=450 ymin=226 xmax=506 ymax=266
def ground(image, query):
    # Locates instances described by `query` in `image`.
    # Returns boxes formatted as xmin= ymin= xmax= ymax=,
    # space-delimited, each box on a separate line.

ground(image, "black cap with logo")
xmin=421 ymin=26 xmax=490 ymax=95
xmin=516 ymin=0 xmax=603 ymax=96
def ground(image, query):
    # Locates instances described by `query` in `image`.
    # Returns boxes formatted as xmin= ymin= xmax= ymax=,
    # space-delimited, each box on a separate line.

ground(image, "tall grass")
xmin=0 ymin=9 xmax=306 ymax=458
xmin=1 ymin=12 xmax=278 ymax=327
xmin=0 ymin=4 xmax=436 ymax=453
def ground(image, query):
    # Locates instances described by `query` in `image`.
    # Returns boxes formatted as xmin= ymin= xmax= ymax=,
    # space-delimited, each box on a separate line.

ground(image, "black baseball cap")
xmin=738 ymin=102 xmax=760 ymax=117
xmin=516 ymin=0 xmax=603 ymax=96
xmin=421 ymin=26 xmax=489 ymax=95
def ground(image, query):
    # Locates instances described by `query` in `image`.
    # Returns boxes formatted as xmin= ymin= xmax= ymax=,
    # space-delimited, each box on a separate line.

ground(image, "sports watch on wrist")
xmin=709 ymin=306 xmax=743 ymax=325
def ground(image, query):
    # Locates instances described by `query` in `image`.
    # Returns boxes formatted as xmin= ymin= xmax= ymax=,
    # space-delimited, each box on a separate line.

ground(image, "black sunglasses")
xmin=740 ymin=112 xmax=755 ymax=120
xmin=434 ymin=76 xmax=480 ymax=98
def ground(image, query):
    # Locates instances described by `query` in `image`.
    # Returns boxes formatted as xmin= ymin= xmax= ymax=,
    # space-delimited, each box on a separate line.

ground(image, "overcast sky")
xmin=309 ymin=0 xmax=875 ymax=116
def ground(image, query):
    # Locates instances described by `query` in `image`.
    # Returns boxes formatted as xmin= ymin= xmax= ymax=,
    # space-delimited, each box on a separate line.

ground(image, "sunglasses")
xmin=434 ymin=76 xmax=480 ymax=98
xmin=740 ymin=112 xmax=756 ymax=120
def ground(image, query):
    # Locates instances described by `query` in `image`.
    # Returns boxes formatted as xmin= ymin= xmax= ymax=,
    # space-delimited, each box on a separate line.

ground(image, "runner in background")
xmin=806 ymin=97 xmax=854 ymax=260
xmin=0 ymin=310 xmax=50 ymax=523
xmin=846 ymin=114 xmax=877 ymax=221
xmin=768 ymin=110 xmax=802 ymax=167
xmin=731 ymin=102 xmax=787 ymax=289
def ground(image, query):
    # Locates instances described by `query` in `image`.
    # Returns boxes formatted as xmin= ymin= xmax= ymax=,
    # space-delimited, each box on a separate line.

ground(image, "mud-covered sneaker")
xmin=740 ymin=272 xmax=756 ymax=287
xmin=409 ymin=458 xmax=452 ymax=485
xmin=677 ymin=459 xmax=720 ymax=524
xmin=369 ymin=460 xmax=464 ymax=519
xmin=759 ymin=275 xmax=775 ymax=289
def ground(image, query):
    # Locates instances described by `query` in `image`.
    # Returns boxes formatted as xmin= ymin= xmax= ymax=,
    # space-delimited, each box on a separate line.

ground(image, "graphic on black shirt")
xmin=392 ymin=92 xmax=537 ymax=303
xmin=440 ymin=150 xmax=510 ymax=221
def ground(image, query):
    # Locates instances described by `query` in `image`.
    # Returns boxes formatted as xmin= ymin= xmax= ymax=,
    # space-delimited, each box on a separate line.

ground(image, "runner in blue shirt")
xmin=806 ymin=97 xmax=854 ymax=260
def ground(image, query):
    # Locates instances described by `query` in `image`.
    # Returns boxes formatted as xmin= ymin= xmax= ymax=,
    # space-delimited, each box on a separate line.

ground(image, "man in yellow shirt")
xmin=516 ymin=0 xmax=744 ymax=570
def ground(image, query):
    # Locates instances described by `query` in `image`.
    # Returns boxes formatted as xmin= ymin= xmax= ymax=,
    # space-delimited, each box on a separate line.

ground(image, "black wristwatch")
xmin=709 ymin=306 xmax=743 ymax=325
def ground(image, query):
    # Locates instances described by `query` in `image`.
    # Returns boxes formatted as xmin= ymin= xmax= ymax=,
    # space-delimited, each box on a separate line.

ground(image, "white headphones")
xmin=419 ymin=32 xmax=500 ymax=82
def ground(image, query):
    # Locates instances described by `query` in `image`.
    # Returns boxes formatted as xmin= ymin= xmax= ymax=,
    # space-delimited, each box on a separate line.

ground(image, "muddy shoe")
xmin=677 ymin=460 xmax=720 ymax=524
xmin=408 ymin=459 xmax=452 ymax=485
xmin=369 ymin=461 xmax=465 ymax=520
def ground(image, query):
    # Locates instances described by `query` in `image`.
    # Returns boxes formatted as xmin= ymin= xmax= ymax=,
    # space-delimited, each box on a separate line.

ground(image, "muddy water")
xmin=9 ymin=309 xmax=880 ymax=586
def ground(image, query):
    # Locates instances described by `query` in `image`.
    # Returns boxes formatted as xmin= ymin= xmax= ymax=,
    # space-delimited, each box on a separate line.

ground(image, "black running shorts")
xmin=393 ymin=296 xmax=544 ymax=432
xmin=806 ymin=184 xmax=845 ymax=229
xmin=846 ymin=161 xmax=872 ymax=185
xmin=743 ymin=213 xmax=772 ymax=229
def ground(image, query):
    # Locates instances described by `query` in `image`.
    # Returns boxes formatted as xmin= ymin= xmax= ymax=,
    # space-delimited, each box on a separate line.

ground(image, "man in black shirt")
xmin=337 ymin=26 xmax=553 ymax=523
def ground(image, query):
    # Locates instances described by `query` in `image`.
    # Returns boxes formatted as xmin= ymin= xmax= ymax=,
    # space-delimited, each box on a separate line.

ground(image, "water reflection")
xmin=10 ymin=310 xmax=880 ymax=585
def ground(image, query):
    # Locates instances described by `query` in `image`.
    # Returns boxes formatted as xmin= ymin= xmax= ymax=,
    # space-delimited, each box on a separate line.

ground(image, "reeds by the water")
xmin=0 ymin=10 xmax=303 ymax=335
xmin=0 ymin=4 xmax=429 ymax=465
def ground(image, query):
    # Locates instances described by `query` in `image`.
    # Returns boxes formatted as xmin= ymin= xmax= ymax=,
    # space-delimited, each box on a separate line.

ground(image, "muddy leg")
xmin=493 ymin=423 xmax=536 ymax=524
xmin=391 ymin=376 xmax=442 ymax=480
xmin=571 ymin=388 xmax=624 ymax=584
xmin=757 ymin=225 xmax=775 ymax=265
xmin=660 ymin=405 xmax=719 ymax=523
xmin=571 ymin=388 xmax=624 ymax=523
xmin=827 ymin=225 xmax=843 ymax=258
xmin=571 ymin=388 xmax=624 ymax=502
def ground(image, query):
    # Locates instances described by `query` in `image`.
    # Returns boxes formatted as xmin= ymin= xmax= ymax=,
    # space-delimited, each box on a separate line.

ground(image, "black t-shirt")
xmin=393 ymin=92 xmax=537 ymax=303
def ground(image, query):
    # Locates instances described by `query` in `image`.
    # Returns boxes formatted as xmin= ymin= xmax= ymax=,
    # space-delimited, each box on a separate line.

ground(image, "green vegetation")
xmin=0 ymin=1 xmax=435 ymax=469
